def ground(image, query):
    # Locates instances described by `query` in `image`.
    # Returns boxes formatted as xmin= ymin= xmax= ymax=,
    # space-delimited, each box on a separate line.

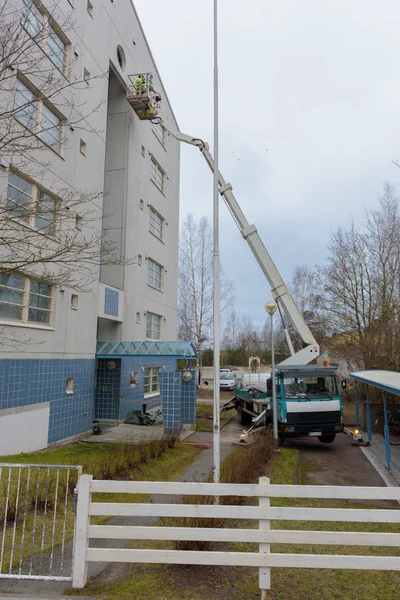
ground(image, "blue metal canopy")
xmin=350 ymin=370 xmax=400 ymax=397
xmin=349 ymin=369 xmax=400 ymax=472
xmin=96 ymin=340 xmax=197 ymax=358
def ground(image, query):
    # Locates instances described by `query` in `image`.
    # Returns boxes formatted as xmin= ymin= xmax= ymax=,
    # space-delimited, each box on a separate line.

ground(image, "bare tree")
xmin=318 ymin=182 xmax=400 ymax=370
xmin=222 ymin=310 xmax=240 ymax=351
xmin=178 ymin=214 xmax=234 ymax=355
xmin=0 ymin=1 xmax=134 ymax=345
xmin=288 ymin=264 xmax=326 ymax=348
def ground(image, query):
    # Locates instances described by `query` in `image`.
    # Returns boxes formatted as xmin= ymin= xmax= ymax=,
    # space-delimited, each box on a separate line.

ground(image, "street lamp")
xmin=264 ymin=301 xmax=279 ymax=450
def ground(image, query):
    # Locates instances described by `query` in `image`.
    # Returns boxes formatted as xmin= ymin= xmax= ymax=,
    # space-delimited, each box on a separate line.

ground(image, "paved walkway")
xmin=361 ymin=433 xmax=400 ymax=487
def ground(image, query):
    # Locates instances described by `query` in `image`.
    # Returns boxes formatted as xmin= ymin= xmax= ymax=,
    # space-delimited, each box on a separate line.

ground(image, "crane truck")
xmin=127 ymin=77 xmax=344 ymax=445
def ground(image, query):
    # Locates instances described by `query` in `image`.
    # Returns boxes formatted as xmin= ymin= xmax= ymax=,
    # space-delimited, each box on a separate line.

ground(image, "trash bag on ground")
xmin=124 ymin=409 xmax=157 ymax=426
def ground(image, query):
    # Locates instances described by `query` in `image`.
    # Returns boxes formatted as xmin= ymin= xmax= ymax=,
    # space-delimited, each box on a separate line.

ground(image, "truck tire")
xmin=237 ymin=404 xmax=251 ymax=426
xmin=318 ymin=434 xmax=336 ymax=444
xmin=278 ymin=434 xmax=286 ymax=446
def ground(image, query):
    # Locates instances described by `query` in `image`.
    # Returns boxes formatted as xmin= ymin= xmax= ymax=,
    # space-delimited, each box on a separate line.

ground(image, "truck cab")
xmin=271 ymin=365 xmax=344 ymax=444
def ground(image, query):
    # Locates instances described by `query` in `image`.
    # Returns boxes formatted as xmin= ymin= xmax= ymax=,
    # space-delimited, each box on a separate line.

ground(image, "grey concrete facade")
xmin=0 ymin=0 xmax=180 ymax=358
xmin=0 ymin=0 xmax=180 ymax=448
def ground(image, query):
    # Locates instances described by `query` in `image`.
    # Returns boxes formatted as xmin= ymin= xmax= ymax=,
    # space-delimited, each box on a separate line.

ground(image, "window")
xmin=75 ymin=215 xmax=83 ymax=230
xmin=140 ymin=199 xmax=144 ymax=210
xmin=83 ymin=68 xmax=90 ymax=84
xmin=21 ymin=1 xmax=67 ymax=72
xmin=87 ymin=1 xmax=93 ymax=17
xmin=14 ymin=79 xmax=62 ymax=152
xmin=138 ymin=254 xmax=142 ymax=266
xmin=141 ymin=145 xmax=146 ymax=157
xmin=147 ymin=258 xmax=163 ymax=291
xmin=66 ymin=378 xmax=74 ymax=394
xmin=116 ymin=45 xmax=126 ymax=70
xmin=136 ymin=312 xmax=141 ymax=324
xmin=41 ymin=104 xmax=61 ymax=150
xmin=21 ymin=0 xmax=43 ymax=38
xmin=47 ymin=25 xmax=65 ymax=70
xmin=149 ymin=206 xmax=164 ymax=241
xmin=80 ymin=139 xmax=87 ymax=155
xmin=283 ymin=374 xmax=339 ymax=399
xmin=146 ymin=312 xmax=161 ymax=340
xmin=152 ymin=122 xmax=165 ymax=146
xmin=144 ymin=367 xmax=161 ymax=395
xmin=7 ymin=172 xmax=58 ymax=236
xmin=71 ymin=294 xmax=78 ymax=309
xmin=0 ymin=273 xmax=52 ymax=325
xmin=150 ymin=157 xmax=165 ymax=194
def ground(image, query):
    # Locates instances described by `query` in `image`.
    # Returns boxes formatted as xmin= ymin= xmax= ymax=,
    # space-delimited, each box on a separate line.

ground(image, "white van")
xmin=241 ymin=372 xmax=271 ymax=393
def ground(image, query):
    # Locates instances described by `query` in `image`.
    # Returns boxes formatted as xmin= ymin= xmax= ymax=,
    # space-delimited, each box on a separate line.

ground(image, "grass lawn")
xmin=196 ymin=402 xmax=236 ymax=432
xmin=0 ymin=441 xmax=201 ymax=572
xmin=73 ymin=447 xmax=400 ymax=600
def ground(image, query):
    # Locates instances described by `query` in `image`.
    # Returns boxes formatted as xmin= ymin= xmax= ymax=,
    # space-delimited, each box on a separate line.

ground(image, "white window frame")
xmin=144 ymin=366 xmax=161 ymax=396
xmin=150 ymin=157 xmax=166 ymax=194
xmin=21 ymin=0 xmax=68 ymax=74
xmin=147 ymin=258 xmax=163 ymax=291
xmin=0 ymin=273 xmax=53 ymax=326
xmin=149 ymin=206 xmax=164 ymax=242
xmin=146 ymin=312 xmax=162 ymax=340
xmin=152 ymin=122 xmax=166 ymax=147
xmin=14 ymin=79 xmax=63 ymax=153
xmin=6 ymin=171 xmax=59 ymax=237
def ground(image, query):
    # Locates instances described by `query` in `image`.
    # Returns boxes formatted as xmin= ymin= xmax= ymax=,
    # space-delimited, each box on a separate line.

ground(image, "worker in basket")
xmin=135 ymin=74 xmax=145 ymax=94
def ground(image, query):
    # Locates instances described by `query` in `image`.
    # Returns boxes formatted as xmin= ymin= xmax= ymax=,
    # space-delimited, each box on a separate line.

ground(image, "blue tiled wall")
xmin=95 ymin=357 xmax=177 ymax=421
xmin=160 ymin=371 xmax=196 ymax=433
xmin=104 ymin=288 xmax=119 ymax=317
xmin=0 ymin=359 xmax=95 ymax=444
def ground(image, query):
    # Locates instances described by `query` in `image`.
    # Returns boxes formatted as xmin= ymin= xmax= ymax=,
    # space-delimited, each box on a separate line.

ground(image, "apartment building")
xmin=0 ymin=0 xmax=181 ymax=454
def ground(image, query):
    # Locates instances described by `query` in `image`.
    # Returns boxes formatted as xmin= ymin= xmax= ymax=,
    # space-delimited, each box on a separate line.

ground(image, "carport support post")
xmin=383 ymin=391 xmax=391 ymax=470
xmin=366 ymin=384 xmax=372 ymax=445
xmin=354 ymin=381 xmax=359 ymax=428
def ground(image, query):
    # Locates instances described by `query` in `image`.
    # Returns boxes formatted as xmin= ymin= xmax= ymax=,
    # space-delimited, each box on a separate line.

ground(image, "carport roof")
xmin=96 ymin=340 xmax=197 ymax=358
xmin=349 ymin=370 xmax=400 ymax=396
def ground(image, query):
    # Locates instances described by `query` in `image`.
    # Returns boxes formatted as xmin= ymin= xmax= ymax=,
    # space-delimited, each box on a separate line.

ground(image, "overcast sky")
xmin=135 ymin=0 xmax=400 ymax=325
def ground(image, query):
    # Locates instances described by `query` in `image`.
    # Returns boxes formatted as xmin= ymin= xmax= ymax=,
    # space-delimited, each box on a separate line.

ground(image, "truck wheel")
xmin=278 ymin=435 xmax=286 ymax=446
xmin=237 ymin=404 xmax=251 ymax=426
xmin=318 ymin=434 xmax=336 ymax=444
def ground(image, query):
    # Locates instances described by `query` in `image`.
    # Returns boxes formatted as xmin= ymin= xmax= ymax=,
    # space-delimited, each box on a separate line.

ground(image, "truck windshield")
xmin=283 ymin=375 xmax=338 ymax=399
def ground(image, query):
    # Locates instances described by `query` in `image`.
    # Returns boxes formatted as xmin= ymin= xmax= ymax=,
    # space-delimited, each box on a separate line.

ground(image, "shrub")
xmin=167 ymin=430 xmax=274 ymax=551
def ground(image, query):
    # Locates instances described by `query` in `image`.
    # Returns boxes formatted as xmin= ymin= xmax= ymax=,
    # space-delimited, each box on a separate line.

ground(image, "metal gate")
xmin=0 ymin=463 xmax=81 ymax=582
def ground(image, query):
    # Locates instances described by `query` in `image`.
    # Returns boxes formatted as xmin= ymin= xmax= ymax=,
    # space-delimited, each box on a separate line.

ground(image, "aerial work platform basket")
xmin=127 ymin=72 xmax=161 ymax=120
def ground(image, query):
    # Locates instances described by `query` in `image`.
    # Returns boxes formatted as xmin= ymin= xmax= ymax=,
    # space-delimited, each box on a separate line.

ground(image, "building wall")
xmin=160 ymin=371 xmax=196 ymax=434
xmin=0 ymin=358 xmax=95 ymax=445
xmin=0 ymin=0 xmax=181 ymax=449
xmin=95 ymin=357 xmax=177 ymax=421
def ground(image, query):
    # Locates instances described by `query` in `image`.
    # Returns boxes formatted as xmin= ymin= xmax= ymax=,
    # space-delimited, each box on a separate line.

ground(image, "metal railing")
xmin=72 ymin=476 xmax=400 ymax=596
xmin=0 ymin=463 xmax=82 ymax=582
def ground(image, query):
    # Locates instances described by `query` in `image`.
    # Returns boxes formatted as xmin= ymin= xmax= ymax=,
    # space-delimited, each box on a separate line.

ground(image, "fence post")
xmin=259 ymin=476 xmax=271 ymax=598
xmin=72 ymin=474 xmax=92 ymax=588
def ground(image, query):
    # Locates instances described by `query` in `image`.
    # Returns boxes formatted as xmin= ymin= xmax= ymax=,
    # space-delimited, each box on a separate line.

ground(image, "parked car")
xmin=220 ymin=372 xmax=236 ymax=390
xmin=220 ymin=368 xmax=231 ymax=373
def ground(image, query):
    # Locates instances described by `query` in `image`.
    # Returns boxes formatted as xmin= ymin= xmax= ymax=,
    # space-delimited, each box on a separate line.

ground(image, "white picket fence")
xmin=72 ymin=476 xmax=400 ymax=596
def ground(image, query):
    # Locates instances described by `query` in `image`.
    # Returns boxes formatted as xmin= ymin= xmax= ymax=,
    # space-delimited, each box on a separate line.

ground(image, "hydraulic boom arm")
xmin=168 ymin=128 xmax=319 ymax=365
